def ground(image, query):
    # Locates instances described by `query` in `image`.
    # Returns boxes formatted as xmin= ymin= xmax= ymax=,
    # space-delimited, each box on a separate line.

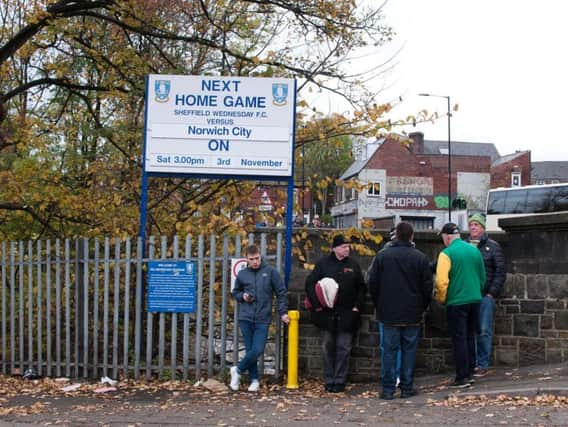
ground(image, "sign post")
xmin=140 ymin=75 xmax=297 ymax=296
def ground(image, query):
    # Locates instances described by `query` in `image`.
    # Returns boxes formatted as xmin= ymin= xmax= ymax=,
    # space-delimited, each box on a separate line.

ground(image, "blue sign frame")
xmin=147 ymin=261 xmax=197 ymax=313
xmin=139 ymin=76 xmax=297 ymax=289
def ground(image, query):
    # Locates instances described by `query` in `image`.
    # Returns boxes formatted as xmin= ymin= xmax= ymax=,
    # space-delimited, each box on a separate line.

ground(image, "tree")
xmin=0 ymin=0 xmax=398 ymax=239
xmin=297 ymin=116 xmax=355 ymax=217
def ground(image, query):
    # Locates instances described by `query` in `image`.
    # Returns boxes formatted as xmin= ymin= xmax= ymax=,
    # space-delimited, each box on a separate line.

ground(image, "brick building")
xmin=531 ymin=161 xmax=568 ymax=184
xmin=491 ymin=151 xmax=531 ymax=188
xmin=239 ymin=185 xmax=314 ymax=226
xmin=331 ymin=132 xmax=530 ymax=230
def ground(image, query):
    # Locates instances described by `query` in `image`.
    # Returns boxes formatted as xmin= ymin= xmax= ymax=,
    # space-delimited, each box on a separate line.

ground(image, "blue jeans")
xmin=379 ymin=322 xmax=401 ymax=381
xmin=381 ymin=325 xmax=421 ymax=395
xmin=447 ymin=303 xmax=480 ymax=382
xmin=238 ymin=320 xmax=269 ymax=381
xmin=476 ymin=295 xmax=496 ymax=368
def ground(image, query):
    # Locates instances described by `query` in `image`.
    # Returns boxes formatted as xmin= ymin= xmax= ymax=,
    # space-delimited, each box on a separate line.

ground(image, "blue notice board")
xmin=148 ymin=261 xmax=196 ymax=313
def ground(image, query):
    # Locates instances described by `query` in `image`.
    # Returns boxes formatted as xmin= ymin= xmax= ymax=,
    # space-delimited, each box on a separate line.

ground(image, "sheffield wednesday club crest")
xmin=272 ymin=83 xmax=288 ymax=106
xmin=154 ymin=80 xmax=171 ymax=103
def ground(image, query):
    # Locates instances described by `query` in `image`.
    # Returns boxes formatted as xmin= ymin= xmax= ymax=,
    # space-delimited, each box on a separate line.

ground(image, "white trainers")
xmin=248 ymin=380 xmax=260 ymax=392
xmin=229 ymin=366 xmax=241 ymax=391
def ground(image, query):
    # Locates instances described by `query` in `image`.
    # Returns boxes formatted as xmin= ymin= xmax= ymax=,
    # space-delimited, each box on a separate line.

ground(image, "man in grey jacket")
xmin=230 ymin=245 xmax=289 ymax=392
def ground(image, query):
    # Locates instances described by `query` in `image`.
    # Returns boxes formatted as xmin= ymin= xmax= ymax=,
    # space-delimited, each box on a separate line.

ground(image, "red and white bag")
xmin=304 ymin=277 xmax=339 ymax=311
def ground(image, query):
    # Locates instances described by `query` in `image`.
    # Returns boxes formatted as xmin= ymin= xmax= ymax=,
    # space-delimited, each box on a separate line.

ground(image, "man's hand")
xmin=243 ymin=293 xmax=255 ymax=303
xmin=281 ymin=314 xmax=290 ymax=324
xmin=352 ymin=307 xmax=359 ymax=312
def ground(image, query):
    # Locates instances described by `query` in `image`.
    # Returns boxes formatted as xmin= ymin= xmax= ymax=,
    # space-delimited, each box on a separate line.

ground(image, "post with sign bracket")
xmin=138 ymin=76 xmax=298 ymax=380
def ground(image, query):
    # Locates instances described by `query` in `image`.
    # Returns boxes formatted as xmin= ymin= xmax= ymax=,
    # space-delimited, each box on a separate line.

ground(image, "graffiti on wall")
xmin=387 ymin=176 xmax=433 ymax=196
xmin=434 ymin=196 xmax=449 ymax=209
xmin=385 ymin=176 xmax=434 ymax=209
xmin=385 ymin=195 xmax=431 ymax=209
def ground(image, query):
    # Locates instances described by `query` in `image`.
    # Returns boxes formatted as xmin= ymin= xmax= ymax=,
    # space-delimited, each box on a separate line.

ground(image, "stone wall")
xmin=493 ymin=212 xmax=568 ymax=367
xmin=286 ymin=214 xmax=568 ymax=381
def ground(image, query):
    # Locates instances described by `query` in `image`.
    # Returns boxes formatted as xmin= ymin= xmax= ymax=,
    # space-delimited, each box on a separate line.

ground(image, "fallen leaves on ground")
xmin=0 ymin=402 xmax=46 ymax=416
xmin=0 ymin=375 xmax=341 ymax=408
xmin=429 ymin=394 xmax=568 ymax=408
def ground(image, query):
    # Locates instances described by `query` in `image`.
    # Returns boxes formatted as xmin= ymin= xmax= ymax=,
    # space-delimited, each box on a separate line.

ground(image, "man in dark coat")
xmin=466 ymin=213 xmax=505 ymax=377
xmin=305 ymin=234 xmax=367 ymax=393
xmin=368 ymin=222 xmax=433 ymax=399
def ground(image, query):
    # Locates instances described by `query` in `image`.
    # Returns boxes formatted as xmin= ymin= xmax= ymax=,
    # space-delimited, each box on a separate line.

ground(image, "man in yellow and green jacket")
xmin=435 ymin=223 xmax=486 ymax=388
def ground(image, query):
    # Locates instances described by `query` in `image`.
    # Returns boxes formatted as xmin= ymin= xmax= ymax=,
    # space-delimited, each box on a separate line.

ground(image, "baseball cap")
xmin=438 ymin=222 xmax=460 ymax=236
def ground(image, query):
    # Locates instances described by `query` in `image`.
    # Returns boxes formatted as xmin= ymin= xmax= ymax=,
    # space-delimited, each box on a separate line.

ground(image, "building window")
xmin=400 ymin=216 xmax=435 ymax=230
xmin=336 ymin=186 xmax=343 ymax=203
xmin=535 ymin=180 xmax=546 ymax=185
xmin=511 ymin=171 xmax=521 ymax=187
xmin=367 ymin=182 xmax=381 ymax=197
xmin=345 ymin=180 xmax=357 ymax=201
xmin=551 ymin=179 xmax=560 ymax=184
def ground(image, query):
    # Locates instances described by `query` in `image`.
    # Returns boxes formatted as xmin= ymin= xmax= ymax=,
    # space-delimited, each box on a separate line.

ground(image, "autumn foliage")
xmin=0 ymin=0 xmax=401 ymax=241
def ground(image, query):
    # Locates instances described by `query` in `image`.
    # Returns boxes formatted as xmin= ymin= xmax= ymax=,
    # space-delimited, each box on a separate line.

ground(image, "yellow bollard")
xmin=286 ymin=310 xmax=300 ymax=389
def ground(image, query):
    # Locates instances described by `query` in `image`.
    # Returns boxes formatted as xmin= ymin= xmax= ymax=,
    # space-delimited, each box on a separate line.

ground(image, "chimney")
xmin=409 ymin=131 xmax=424 ymax=154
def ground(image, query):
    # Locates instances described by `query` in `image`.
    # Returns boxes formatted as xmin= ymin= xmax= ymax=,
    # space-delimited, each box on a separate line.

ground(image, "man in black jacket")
xmin=305 ymin=234 xmax=366 ymax=393
xmin=466 ymin=213 xmax=505 ymax=377
xmin=368 ymin=222 xmax=433 ymax=399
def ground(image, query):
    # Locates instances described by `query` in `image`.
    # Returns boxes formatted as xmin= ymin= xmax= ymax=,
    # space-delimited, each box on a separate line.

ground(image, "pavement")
xmin=0 ymin=363 xmax=568 ymax=426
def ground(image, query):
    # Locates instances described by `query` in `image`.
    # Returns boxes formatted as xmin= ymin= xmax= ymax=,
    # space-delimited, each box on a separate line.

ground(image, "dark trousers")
xmin=381 ymin=325 xmax=421 ymax=395
xmin=447 ymin=303 xmax=480 ymax=382
xmin=321 ymin=329 xmax=353 ymax=386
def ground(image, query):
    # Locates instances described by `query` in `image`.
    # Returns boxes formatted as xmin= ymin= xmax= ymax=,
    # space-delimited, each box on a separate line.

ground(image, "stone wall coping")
xmin=500 ymin=212 xmax=568 ymax=232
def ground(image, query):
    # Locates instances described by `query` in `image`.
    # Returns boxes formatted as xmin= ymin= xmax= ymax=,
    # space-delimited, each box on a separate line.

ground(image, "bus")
xmin=485 ymin=183 xmax=568 ymax=230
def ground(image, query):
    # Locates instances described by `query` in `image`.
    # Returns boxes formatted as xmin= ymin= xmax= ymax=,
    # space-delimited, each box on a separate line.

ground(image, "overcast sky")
xmin=353 ymin=0 xmax=568 ymax=162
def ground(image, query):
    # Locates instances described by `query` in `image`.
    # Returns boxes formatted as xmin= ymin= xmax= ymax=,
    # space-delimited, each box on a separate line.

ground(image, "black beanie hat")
xmin=332 ymin=235 xmax=350 ymax=248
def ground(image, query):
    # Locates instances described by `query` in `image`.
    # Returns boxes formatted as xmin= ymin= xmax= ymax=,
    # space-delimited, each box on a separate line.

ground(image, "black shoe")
xmin=325 ymin=383 xmax=335 ymax=392
xmin=400 ymin=389 xmax=418 ymax=398
xmin=468 ymin=376 xmax=476 ymax=384
xmin=380 ymin=392 xmax=394 ymax=400
xmin=333 ymin=383 xmax=346 ymax=393
xmin=450 ymin=379 xmax=471 ymax=389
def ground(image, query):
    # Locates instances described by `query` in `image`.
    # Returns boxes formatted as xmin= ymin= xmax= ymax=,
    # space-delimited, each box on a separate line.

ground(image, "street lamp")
xmin=419 ymin=93 xmax=452 ymax=221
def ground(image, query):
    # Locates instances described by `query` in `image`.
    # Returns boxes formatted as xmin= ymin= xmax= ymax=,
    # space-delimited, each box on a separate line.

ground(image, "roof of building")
xmin=338 ymin=135 xmax=500 ymax=180
xmin=491 ymin=150 xmax=530 ymax=167
xmin=339 ymin=139 xmax=383 ymax=180
xmin=423 ymin=140 xmax=500 ymax=161
xmin=531 ymin=161 xmax=568 ymax=181
xmin=339 ymin=159 xmax=368 ymax=180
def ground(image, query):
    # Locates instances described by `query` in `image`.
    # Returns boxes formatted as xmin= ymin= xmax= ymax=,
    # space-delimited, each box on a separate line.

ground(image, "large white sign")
xmin=144 ymin=75 xmax=296 ymax=177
